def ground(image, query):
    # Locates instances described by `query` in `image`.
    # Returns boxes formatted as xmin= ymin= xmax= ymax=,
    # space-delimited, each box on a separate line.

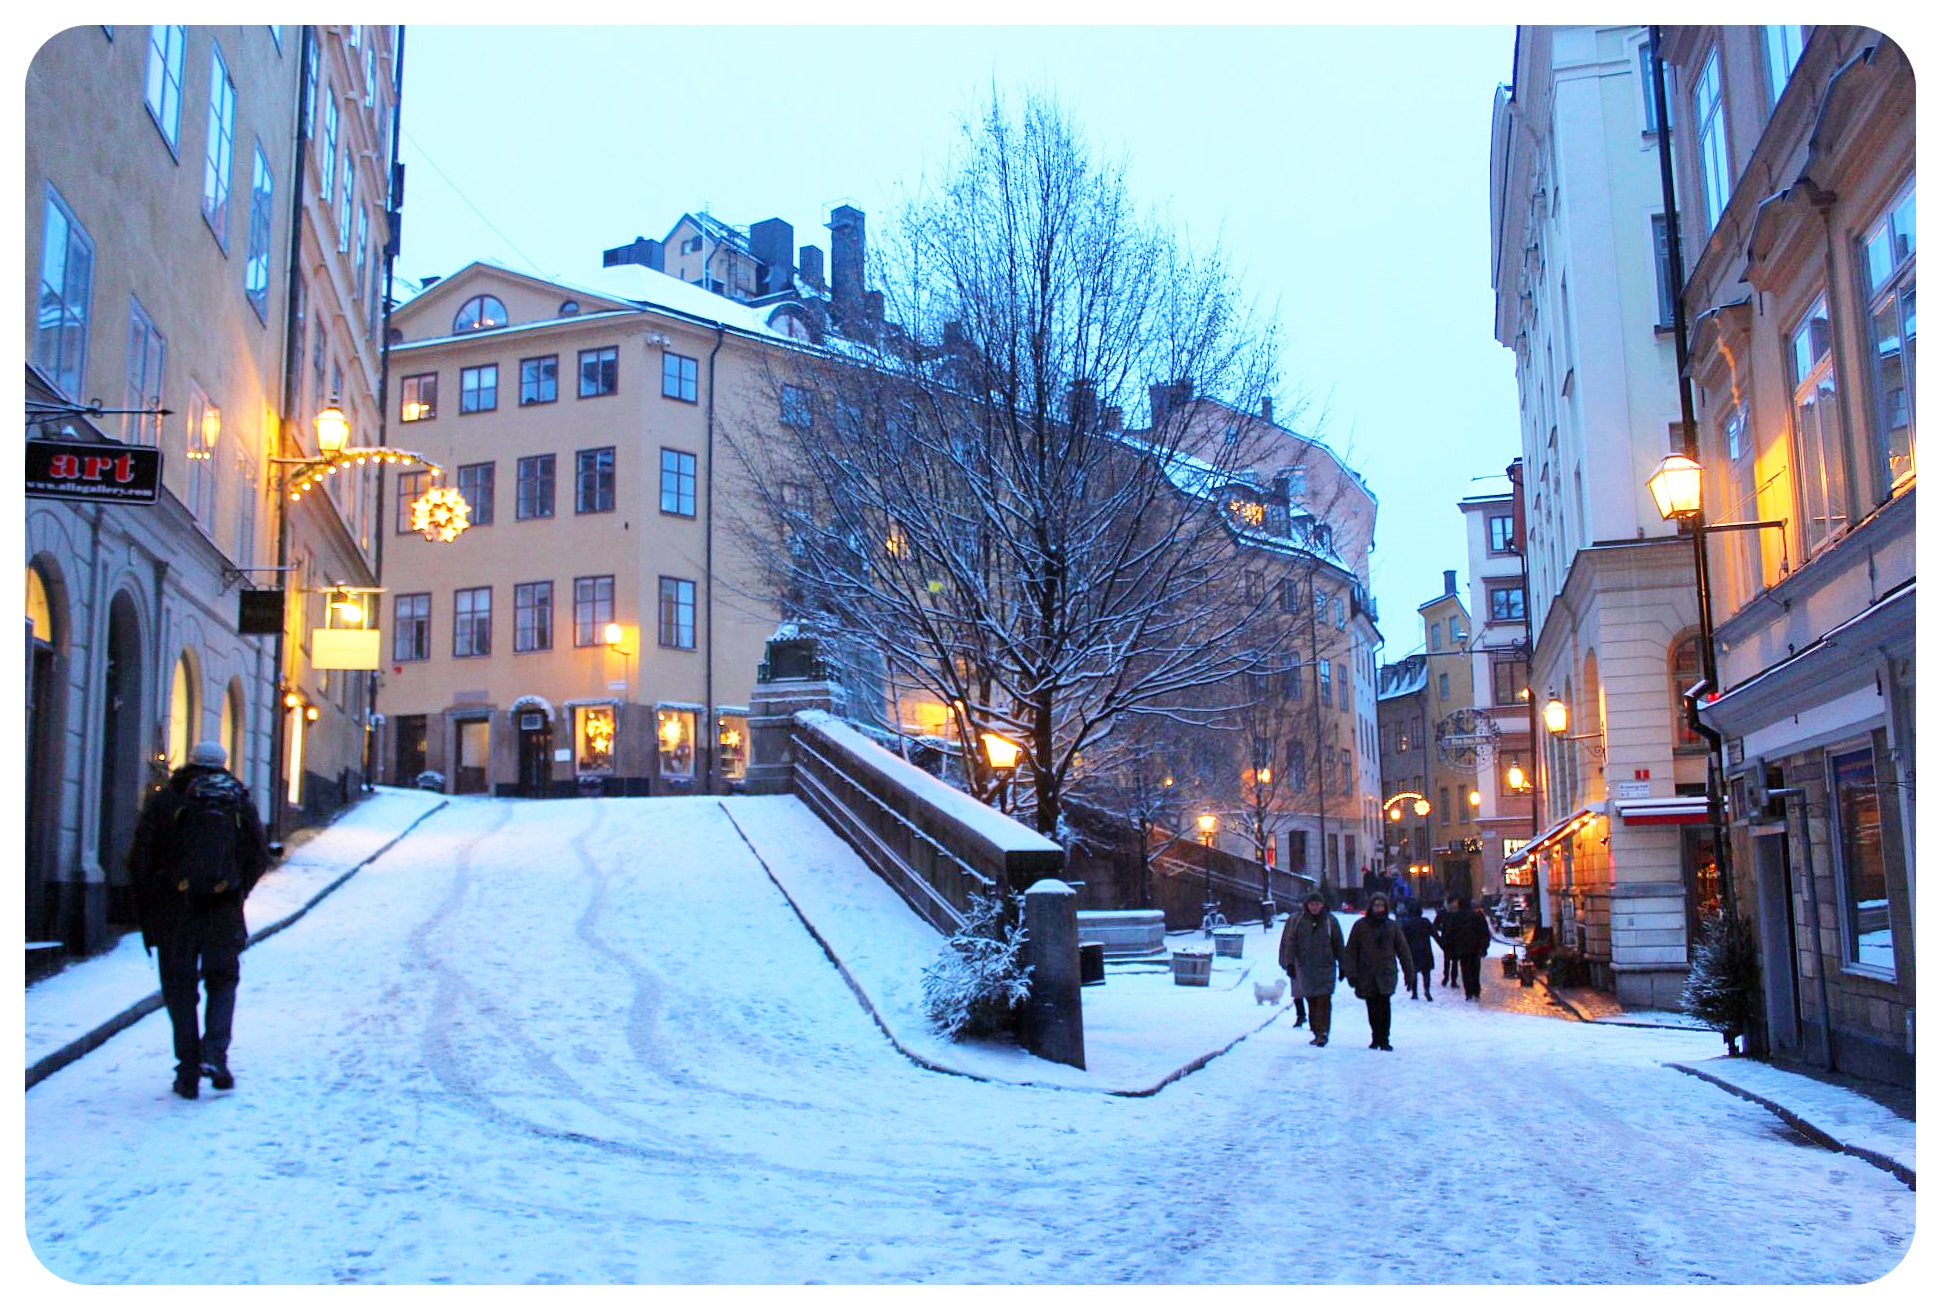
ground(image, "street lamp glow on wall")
xmin=314 ymin=401 xmax=351 ymax=456
xmin=1542 ymin=697 xmax=1570 ymax=735
xmin=1647 ymin=453 xmax=1705 ymax=520
xmin=1197 ymin=812 xmax=1218 ymax=844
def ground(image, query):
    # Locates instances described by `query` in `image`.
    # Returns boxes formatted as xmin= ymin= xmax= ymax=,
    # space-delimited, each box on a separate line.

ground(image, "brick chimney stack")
xmin=830 ymin=204 xmax=866 ymax=333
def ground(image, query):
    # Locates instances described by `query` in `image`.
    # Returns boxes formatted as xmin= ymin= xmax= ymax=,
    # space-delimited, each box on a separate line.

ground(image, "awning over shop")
xmin=1612 ymin=796 xmax=1712 ymax=825
xmin=1503 ymin=804 xmax=1604 ymax=868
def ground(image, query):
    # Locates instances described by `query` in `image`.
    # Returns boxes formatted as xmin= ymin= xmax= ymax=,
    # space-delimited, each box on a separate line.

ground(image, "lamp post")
xmin=1197 ymin=811 xmax=1218 ymax=927
xmin=1540 ymin=695 xmax=1608 ymax=762
xmin=603 ymin=621 xmax=636 ymax=701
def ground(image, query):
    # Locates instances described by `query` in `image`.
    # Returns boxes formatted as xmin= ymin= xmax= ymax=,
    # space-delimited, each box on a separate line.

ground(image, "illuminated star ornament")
xmin=410 ymin=485 xmax=473 ymax=542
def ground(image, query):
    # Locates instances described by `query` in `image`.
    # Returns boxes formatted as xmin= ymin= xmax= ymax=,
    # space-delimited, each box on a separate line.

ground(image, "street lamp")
xmin=1542 ymin=693 xmax=1607 ymax=762
xmin=1505 ymin=760 xmax=1529 ymax=792
xmin=1644 ymin=453 xmax=1787 ymax=923
xmin=982 ymin=731 xmax=1022 ymax=811
xmin=604 ymin=622 xmax=635 ymax=701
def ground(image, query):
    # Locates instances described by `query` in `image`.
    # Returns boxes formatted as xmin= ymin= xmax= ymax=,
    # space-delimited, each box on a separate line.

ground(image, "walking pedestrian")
xmin=126 ymin=741 xmax=269 ymax=1100
xmin=1433 ymin=895 xmax=1460 ymax=988
xmin=1279 ymin=891 xmax=1345 ymax=1046
xmin=1444 ymin=896 xmax=1492 ymax=1001
xmin=1344 ymin=893 xmax=1414 ymax=1050
xmin=1399 ymin=901 xmax=1436 ymax=1001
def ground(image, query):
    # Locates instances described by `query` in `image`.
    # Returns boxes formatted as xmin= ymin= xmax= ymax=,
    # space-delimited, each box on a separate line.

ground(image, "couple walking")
xmin=1277 ymin=891 xmax=1416 ymax=1050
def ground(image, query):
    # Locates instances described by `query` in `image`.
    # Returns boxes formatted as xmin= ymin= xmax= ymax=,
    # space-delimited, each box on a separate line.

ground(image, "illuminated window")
xmin=577 ymin=705 xmax=616 ymax=774
xmin=717 ymin=714 xmax=748 ymax=781
xmin=400 ymin=372 xmax=436 ymax=422
xmin=657 ymin=707 xmax=696 ymax=777
xmin=453 ymin=295 xmax=507 ymax=334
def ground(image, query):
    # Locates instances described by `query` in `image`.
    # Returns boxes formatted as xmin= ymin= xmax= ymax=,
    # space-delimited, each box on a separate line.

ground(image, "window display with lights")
xmin=717 ymin=714 xmax=748 ymax=782
xmin=576 ymin=704 xmax=615 ymax=774
xmin=658 ymin=707 xmax=696 ymax=778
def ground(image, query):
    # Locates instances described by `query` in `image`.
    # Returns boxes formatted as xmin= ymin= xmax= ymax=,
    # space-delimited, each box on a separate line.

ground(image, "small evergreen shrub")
xmin=1683 ymin=911 xmax=1760 ymax=1055
xmin=921 ymin=892 xmax=1032 ymax=1040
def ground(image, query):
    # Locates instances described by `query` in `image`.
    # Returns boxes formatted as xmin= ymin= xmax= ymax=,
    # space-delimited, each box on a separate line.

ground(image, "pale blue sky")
xmin=392 ymin=24 xmax=1522 ymax=657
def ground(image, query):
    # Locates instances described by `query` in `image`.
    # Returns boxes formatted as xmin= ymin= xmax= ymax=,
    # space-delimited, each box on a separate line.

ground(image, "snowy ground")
xmin=22 ymin=794 xmax=1917 ymax=1285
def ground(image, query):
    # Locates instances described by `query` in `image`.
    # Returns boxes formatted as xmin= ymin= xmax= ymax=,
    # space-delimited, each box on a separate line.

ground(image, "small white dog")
xmin=1252 ymin=976 xmax=1289 ymax=1006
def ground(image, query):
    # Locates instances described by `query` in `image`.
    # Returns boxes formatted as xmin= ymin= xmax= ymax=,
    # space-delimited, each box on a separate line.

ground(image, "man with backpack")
xmin=127 ymin=741 xmax=269 ymax=1100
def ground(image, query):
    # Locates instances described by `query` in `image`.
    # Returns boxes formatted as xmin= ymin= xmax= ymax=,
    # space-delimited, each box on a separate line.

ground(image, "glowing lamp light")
xmin=1412 ymin=798 xmax=1432 ymax=817
xmin=604 ymin=622 xmax=626 ymax=649
xmin=332 ymin=594 xmax=365 ymax=626
xmin=1468 ymin=788 xmax=1482 ymax=808
xmin=314 ymin=402 xmax=351 ymax=456
xmin=1647 ymin=452 xmax=1705 ymax=521
xmin=1506 ymin=762 xmax=1528 ymax=791
xmin=981 ymin=732 xmax=1022 ymax=774
xmin=1388 ymin=806 xmax=1402 ymax=822
xmin=1197 ymin=812 xmax=1218 ymax=844
xmin=303 ymin=706 xmax=320 ymax=722
xmin=1542 ymin=697 xmax=1570 ymax=735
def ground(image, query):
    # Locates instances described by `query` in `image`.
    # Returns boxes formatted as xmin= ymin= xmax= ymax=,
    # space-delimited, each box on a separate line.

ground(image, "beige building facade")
xmin=375 ymin=260 xmax=795 ymax=797
xmin=1665 ymin=26 xmax=1914 ymax=1085
xmin=1457 ymin=483 xmax=1537 ymax=905
xmin=25 ymin=25 xmax=396 ymax=959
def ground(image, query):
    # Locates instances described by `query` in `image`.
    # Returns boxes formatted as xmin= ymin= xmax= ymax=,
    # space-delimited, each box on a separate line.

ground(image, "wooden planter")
xmin=1171 ymin=951 xmax=1213 ymax=986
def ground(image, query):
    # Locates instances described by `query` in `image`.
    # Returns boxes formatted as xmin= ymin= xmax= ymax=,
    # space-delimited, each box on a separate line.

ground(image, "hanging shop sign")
xmin=310 ymin=627 xmax=382 ymax=670
xmin=25 ymin=439 xmax=162 ymax=504
xmin=238 ymin=589 xmax=285 ymax=635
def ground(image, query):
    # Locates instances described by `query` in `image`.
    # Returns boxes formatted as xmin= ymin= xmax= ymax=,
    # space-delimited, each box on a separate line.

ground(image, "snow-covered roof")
xmin=1377 ymin=654 xmax=1428 ymax=700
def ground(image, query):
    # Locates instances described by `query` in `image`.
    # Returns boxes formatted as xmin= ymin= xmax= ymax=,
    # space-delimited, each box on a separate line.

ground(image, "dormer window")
xmin=558 ymin=299 xmax=580 ymax=317
xmin=453 ymin=294 xmax=507 ymax=334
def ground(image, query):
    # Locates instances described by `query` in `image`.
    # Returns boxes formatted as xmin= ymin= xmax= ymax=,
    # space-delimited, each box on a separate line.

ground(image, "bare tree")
xmin=727 ymin=91 xmax=1292 ymax=837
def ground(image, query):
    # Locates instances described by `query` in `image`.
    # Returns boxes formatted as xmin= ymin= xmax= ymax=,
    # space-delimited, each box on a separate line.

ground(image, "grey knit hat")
xmin=190 ymin=741 xmax=227 ymax=768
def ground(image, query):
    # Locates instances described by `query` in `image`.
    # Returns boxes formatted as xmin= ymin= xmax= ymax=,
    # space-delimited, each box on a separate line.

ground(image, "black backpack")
xmin=167 ymin=773 xmax=247 ymax=896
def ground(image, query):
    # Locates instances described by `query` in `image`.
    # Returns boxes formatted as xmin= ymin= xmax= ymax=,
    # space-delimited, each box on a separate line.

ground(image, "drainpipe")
xmin=268 ymin=23 xmax=320 ymax=843
xmin=704 ymin=323 xmax=725 ymax=791
xmin=1650 ymin=25 xmax=1736 ymax=921
xmin=370 ymin=25 xmax=407 ymax=787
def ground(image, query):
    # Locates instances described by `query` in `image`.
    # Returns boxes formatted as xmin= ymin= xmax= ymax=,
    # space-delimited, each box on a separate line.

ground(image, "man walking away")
xmin=1399 ymin=901 xmax=1436 ymax=1001
xmin=1445 ymin=896 xmax=1492 ymax=1002
xmin=127 ymin=741 xmax=269 ymax=1099
xmin=1280 ymin=891 xmax=1345 ymax=1047
xmin=1433 ymin=895 xmax=1460 ymax=988
xmin=1344 ymin=893 xmax=1414 ymax=1050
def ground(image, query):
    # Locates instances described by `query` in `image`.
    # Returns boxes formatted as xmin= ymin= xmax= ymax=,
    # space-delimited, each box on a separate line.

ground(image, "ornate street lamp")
xmin=1197 ymin=811 xmax=1218 ymax=925
xmin=982 ymin=731 xmax=1022 ymax=811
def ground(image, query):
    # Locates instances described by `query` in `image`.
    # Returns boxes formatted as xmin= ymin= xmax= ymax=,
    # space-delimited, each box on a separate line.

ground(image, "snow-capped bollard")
xmin=1020 ymin=879 xmax=1085 ymax=1070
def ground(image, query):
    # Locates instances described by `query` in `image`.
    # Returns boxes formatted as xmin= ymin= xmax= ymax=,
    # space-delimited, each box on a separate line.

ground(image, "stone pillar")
xmin=744 ymin=632 xmax=844 ymax=796
xmin=1020 ymin=879 xmax=1085 ymax=1070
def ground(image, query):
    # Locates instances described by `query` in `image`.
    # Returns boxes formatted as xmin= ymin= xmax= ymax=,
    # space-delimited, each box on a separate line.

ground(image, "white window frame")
xmin=1693 ymin=48 xmax=1730 ymax=235
xmin=202 ymin=44 xmax=236 ymax=246
xmin=144 ymin=25 xmax=186 ymax=151
xmin=123 ymin=296 xmax=166 ymax=446
xmin=1788 ymin=294 xmax=1848 ymax=554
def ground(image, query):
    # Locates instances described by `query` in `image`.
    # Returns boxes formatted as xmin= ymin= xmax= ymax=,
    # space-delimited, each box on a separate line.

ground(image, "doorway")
xmin=517 ymin=710 xmax=552 ymax=797
xmin=98 ymin=591 xmax=146 ymax=931
xmin=393 ymin=714 xmax=427 ymax=785
xmin=454 ymin=717 xmax=490 ymax=794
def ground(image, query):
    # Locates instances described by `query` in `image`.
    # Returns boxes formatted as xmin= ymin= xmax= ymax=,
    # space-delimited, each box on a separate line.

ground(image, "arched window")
xmin=221 ymin=679 xmax=246 ymax=776
xmin=168 ymin=651 xmax=200 ymax=771
xmin=1670 ymin=632 xmax=1704 ymax=750
xmin=26 ymin=564 xmax=54 ymax=644
xmin=558 ymin=299 xmax=580 ymax=317
xmin=452 ymin=294 xmax=507 ymax=334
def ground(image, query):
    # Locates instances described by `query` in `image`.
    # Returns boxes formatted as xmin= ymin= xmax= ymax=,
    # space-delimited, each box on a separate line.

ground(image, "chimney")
xmin=1260 ymin=396 xmax=1274 ymax=424
xmin=419 ymin=274 xmax=441 ymax=289
xmin=1102 ymin=406 xmax=1123 ymax=432
xmin=1067 ymin=379 xmax=1098 ymax=432
xmin=1148 ymin=378 xmax=1193 ymax=429
xmin=601 ymin=236 xmax=664 ymax=272
xmin=1444 ymin=569 xmax=1457 ymax=597
xmin=830 ymin=204 xmax=866 ymax=331
xmin=750 ymin=218 xmax=794 ymax=294
xmin=799 ymin=244 xmax=825 ymax=291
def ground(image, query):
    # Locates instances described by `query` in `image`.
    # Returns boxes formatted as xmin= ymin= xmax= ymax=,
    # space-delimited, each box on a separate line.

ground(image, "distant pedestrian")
xmin=1279 ymin=891 xmax=1345 ymax=1047
xmin=1344 ymin=893 xmax=1414 ymax=1050
xmin=1443 ymin=896 xmax=1493 ymax=1002
xmin=1433 ymin=896 xmax=1461 ymax=987
xmin=126 ymin=742 xmax=268 ymax=1100
xmin=1399 ymin=901 xmax=1436 ymax=1001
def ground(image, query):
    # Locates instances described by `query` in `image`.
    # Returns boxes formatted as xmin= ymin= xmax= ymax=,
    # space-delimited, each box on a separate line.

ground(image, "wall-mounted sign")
xmin=26 ymin=440 xmax=162 ymax=504
xmin=1613 ymin=780 xmax=1652 ymax=800
xmin=238 ymin=589 xmax=284 ymax=635
xmin=310 ymin=628 xmax=381 ymax=670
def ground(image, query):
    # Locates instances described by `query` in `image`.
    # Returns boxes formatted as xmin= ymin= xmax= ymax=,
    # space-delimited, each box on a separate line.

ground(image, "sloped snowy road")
xmin=25 ymin=796 xmax=1913 ymax=1284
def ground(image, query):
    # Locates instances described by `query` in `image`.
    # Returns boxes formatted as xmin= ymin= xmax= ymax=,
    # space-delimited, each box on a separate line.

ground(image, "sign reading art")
xmin=25 ymin=440 xmax=162 ymax=504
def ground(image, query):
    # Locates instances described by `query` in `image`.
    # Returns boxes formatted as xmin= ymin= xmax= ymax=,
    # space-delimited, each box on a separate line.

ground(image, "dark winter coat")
xmin=127 ymin=765 xmax=268 ymax=952
xmin=1441 ymin=907 xmax=1493 ymax=957
xmin=1344 ymin=913 xmax=1414 ymax=998
xmin=1279 ymin=909 xmax=1345 ymax=999
xmin=1399 ymin=913 xmax=1435 ymax=973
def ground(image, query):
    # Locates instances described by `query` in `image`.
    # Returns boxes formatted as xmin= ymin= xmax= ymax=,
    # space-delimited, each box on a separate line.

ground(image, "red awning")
xmin=1613 ymin=797 xmax=1712 ymax=826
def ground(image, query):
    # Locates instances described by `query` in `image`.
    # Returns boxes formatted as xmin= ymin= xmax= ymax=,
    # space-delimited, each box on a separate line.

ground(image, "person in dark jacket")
xmin=1443 ymin=896 xmax=1493 ymax=1001
xmin=1432 ymin=896 xmax=1461 ymax=987
xmin=126 ymin=741 xmax=269 ymax=1099
xmin=1279 ymin=891 xmax=1345 ymax=1047
xmin=1399 ymin=901 xmax=1436 ymax=1000
xmin=1344 ymin=893 xmax=1414 ymax=1050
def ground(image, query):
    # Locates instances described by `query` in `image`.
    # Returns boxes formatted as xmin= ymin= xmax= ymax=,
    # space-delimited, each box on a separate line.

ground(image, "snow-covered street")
xmin=25 ymin=795 xmax=1913 ymax=1284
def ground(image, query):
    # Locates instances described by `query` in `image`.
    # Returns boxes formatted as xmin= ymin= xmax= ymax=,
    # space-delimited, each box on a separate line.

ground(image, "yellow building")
xmin=375 ymin=260 xmax=806 ymax=795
